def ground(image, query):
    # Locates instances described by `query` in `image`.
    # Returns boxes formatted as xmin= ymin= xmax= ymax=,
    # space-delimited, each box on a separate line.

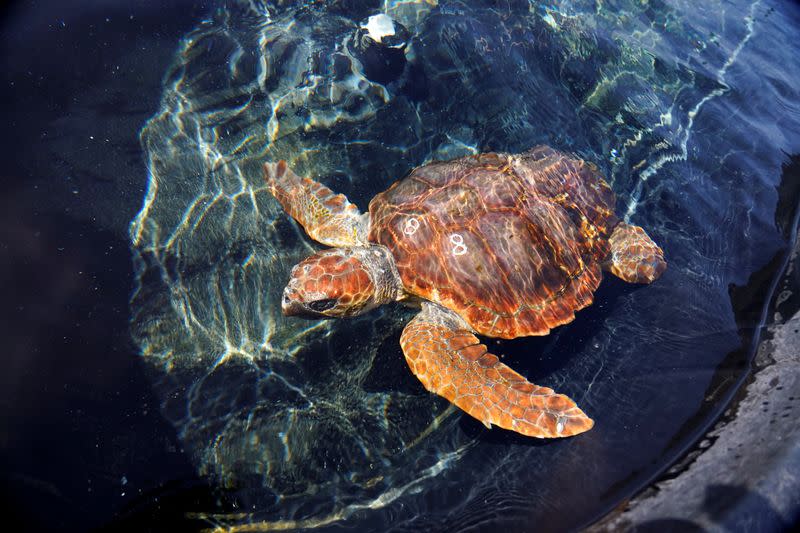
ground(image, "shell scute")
xmin=462 ymin=167 xmax=524 ymax=208
xmin=406 ymin=160 xmax=465 ymax=188
xmin=420 ymin=184 xmax=484 ymax=228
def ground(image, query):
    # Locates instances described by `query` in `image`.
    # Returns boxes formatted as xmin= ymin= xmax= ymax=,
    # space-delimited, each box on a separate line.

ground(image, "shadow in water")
xmin=703 ymin=483 xmax=788 ymax=532
xmin=631 ymin=519 xmax=706 ymax=533
xmin=629 ymin=484 xmax=790 ymax=533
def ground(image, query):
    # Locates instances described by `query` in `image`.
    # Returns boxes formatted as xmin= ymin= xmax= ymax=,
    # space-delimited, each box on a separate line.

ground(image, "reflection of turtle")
xmin=265 ymin=146 xmax=665 ymax=438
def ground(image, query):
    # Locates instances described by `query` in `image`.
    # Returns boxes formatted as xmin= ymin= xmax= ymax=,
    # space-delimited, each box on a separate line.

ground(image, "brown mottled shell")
xmin=368 ymin=146 xmax=619 ymax=339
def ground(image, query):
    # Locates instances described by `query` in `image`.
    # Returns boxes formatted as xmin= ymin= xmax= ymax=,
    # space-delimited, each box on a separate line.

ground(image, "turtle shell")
xmin=368 ymin=146 xmax=619 ymax=339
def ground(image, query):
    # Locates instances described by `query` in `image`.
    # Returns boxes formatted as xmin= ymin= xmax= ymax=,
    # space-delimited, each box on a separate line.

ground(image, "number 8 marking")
xmin=403 ymin=217 xmax=420 ymax=235
xmin=450 ymin=233 xmax=467 ymax=256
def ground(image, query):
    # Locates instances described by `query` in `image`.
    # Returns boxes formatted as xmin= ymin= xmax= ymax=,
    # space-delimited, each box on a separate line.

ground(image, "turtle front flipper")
xmin=603 ymin=221 xmax=667 ymax=284
xmin=264 ymin=161 xmax=368 ymax=247
xmin=400 ymin=303 xmax=594 ymax=438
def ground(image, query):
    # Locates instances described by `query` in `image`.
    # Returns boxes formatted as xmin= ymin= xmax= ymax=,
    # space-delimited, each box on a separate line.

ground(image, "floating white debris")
xmin=363 ymin=14 xmax=395 ymax=44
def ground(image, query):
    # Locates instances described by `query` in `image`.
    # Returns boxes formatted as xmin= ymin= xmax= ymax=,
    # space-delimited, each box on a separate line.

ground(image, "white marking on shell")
xmin=450 ymin=233 xmax=467 ymax=256
xmin=556 ymin=418 xmax=565 ymax=435
xmin=403 ymin=217 xmax=420 ymax=235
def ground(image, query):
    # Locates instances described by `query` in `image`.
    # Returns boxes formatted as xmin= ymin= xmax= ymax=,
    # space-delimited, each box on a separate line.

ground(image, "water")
xmin=2 ymin=0 xmax=799 ymax=531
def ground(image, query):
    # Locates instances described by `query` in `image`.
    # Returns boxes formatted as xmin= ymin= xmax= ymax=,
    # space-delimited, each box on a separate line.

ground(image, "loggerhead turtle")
xmin=264 ymin=146 xmax=666 ymax=438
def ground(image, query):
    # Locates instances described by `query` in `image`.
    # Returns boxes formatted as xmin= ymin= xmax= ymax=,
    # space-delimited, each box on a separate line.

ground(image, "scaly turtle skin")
xmin=265 ymin=146 xmax=666 ymax=438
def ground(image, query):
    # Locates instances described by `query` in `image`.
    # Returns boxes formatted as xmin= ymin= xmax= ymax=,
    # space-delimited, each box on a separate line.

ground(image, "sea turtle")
xmin=264 ymin=146 xmax=666 ymax=438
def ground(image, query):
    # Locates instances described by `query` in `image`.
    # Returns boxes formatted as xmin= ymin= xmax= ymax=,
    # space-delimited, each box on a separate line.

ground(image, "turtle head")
xmin=282 ymin=246 xmax=400 ymax=318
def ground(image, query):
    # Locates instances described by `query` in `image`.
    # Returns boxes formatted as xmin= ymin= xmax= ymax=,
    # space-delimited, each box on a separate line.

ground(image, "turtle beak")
xmin=281 ymin=286 xmax=330 ymax=318
xmin=281 ymin=287 xmax=305 ymax=317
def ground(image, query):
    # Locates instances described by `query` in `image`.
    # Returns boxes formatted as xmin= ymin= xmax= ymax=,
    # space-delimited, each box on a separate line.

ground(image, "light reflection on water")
xmin=128 ymin=0 xmax=799 ymax=530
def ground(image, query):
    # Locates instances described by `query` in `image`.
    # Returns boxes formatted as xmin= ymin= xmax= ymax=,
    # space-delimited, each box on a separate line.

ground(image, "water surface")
xmin=126 ymin=1 xmax=800 ymax=530
xmin=2 ymin=0 xmax=799 ymax=531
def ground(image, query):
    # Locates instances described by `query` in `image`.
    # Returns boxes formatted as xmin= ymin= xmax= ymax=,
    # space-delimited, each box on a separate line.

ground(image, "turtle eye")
xmin=307 ymin=298 xmax=338 ymax=313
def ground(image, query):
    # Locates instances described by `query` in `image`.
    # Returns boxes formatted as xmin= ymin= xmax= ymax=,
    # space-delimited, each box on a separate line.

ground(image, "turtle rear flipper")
xmin=603 ymin=222 xmax=666 ymax=284
xmin=400 ymin=303 xmax=594 ymax=438
xmin=264 ymin=161 xmax=369 ymax=247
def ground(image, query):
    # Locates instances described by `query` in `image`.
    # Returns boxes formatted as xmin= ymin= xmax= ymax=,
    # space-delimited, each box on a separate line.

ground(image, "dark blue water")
xmin=2 ymin=1 xmax=799 ymax=531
